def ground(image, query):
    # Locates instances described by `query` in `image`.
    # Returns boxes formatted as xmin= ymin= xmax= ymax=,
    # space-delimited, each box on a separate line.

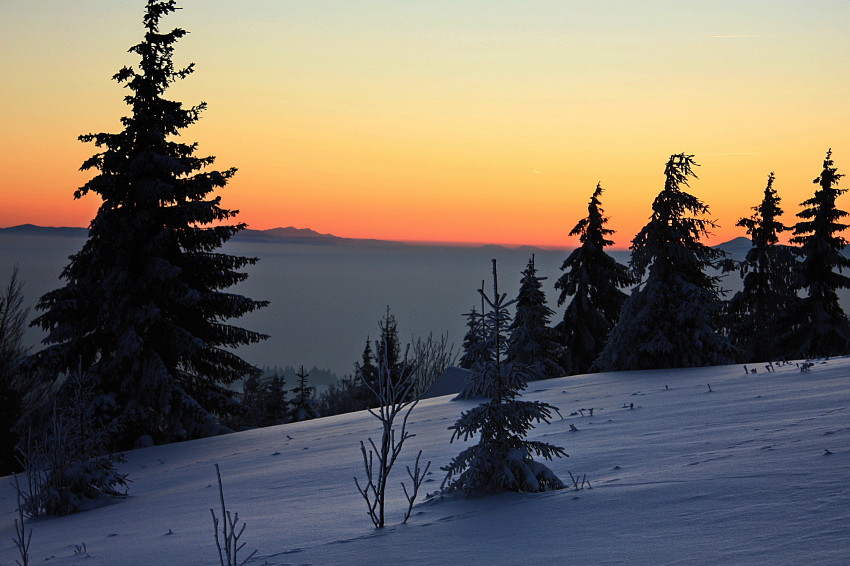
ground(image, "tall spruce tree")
xmin=506 ymin=255 xmax=564 ymax=379
xmin=726 ymin=172 xmax=798 ymax=362
xmin=594 ymin=154 xmax=735 ymax=371
xmin=29 ymin=0 xmax=268 ymax=450
xmin=442 ymin=260 xmax=566 ymax=496
xmin=788 ymin=150 xmax=850 ymax=357
xmin=554 ymin=183 xmax=635 ymax=375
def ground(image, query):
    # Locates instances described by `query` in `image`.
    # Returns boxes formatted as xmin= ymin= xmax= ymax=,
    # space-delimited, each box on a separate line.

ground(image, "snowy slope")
xmin=1 ymin=359 xmax=848 ymax=565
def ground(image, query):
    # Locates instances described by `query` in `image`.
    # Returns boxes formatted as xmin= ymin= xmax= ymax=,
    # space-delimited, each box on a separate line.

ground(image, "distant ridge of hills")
xmin=0 ymin=224 xmax=555 ymax=251
xmin=235 ymin=226 xmax=409 ymax=248
xmin=0 ymin=224 xmax=402 ymax=247
xmin=0 ymin=223 xmax=88 ymax=238
xmin=0 ymin=224 xmax=759 ymax=255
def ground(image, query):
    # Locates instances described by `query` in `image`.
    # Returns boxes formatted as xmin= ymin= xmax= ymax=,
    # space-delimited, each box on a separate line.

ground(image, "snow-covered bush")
xmin=16 ymin=368 xmax=127 ymax=517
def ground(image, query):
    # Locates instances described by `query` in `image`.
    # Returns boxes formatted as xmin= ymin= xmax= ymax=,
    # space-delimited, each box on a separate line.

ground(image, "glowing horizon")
xmin=2 ymin=1 xmax=849 ymax=249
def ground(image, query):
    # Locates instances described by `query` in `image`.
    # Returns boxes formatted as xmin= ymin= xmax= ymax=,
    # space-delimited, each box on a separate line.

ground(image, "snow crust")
xmin=2 ymin=359 xmax=848 ymax=565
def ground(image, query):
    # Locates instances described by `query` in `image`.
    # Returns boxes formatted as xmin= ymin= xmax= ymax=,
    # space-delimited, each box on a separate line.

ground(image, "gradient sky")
xmin=2 ymin=1 xmax=850 ymax=248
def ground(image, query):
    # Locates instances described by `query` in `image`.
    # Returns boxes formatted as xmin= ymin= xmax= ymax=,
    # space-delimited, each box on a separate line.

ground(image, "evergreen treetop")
xmin=594 ymin=153 xmax=734 ymax=371
xmin=458 ymin=305 xmax=488 ymax=370
xmin=291 ymin=365 xmax=319 ymax=422
xmin=554 ymin=183 xmax=634 ymax=375
xmin=788 ymin=149 xmax=850 ymax=357
xmin=30 ymin=0 xmax=268 ymax=449
xmin=376 ymin=307 xmax=417 ymax=396
xmin=726 ymin=172 xmax=798 ymax=361
xmin=506 ymin=255 xmax=563 ymax=379
xmin=377 ymin=307 xmax=402 ymax=382
xmin=631 ymin=154 xmax=725 ymax=278
xmin=459 ymin=280 xmax=489 ymax=371
xmin=738 ymin=172 xmax=787 ymax=249
xmin=356 ymin=337 xmax=379 ymax=392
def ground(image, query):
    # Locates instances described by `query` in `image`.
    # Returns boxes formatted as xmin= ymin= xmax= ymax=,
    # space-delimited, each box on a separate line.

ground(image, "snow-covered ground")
xmin=1 ymin=359 xmax=848 ymax=565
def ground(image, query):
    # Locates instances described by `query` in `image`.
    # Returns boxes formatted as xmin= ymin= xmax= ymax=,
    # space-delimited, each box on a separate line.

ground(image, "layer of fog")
xmin=4 ymin=228 xmax=816 ymax=377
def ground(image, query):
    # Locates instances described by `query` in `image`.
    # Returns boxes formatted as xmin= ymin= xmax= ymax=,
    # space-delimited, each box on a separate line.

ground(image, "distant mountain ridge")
xmin=0 ymin=224 xmax=88 ymax=238
xmin=0 ymin=224 xmax=764 ymax=256
xmin=0 ymin=224 xmax=396 ymax=246
xmin=0 ymin=224 xmax=548 ymax=251
xmin=235 ymin=226 xmax=409 ymax=248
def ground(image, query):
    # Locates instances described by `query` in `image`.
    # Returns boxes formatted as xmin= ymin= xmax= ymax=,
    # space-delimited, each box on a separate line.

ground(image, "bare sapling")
xmin=402 ymin=450 xmax=431 ymax=524
xmin=410 ymin=332 xmax=458 ymax=398
xmin=210 ymin=463 xmax=257 ymax=566
xmin=12 ymin=474 xmax=32 ymax=566
xmin=568 ymin=471 xmax=592 ymax=490
xmin=355 ymin=341 xmax=431 ymax=528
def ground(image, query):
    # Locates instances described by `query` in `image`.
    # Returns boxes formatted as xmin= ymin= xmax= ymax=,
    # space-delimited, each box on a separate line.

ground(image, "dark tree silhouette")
xmin=788 ymin=150 xmax=850 ymax=357
xmin=554 ymin=183 xmax=635 ymax=375
xmin=316 ymin=374 xmax=364 ymax=417
xmin=506 ymin=255 xmax=564 ymax=379
xmin=376 ymin=307 xmax=413 ymax=390
xmin=442 ymin=260 xmax=566 ymax=496
xmin=355 ymin=337 xmax=379 ymax=393
xmin=291 ymin=366 xmax=319 ymax=422
xmin=352 ymin=307 xmax=412 ymax=408
xmin=260 ymin=374 xmax=288 ymax=426
xmin=726 ymin=172 xmax=798 ymax=361
xmin=0 ymin=266 xmax=29 ymax=475
xmin=594 ymin=154 xmax=735 ymax=371
xmin=29 ymin=0 xmax=268 ymax=450
xmin=459 ymin=282 xmax=489 ymax=370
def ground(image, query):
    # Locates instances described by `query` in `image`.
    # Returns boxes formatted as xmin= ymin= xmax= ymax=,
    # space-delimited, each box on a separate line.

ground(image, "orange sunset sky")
xmin=2 ymin=1 xmax=850 ymax=248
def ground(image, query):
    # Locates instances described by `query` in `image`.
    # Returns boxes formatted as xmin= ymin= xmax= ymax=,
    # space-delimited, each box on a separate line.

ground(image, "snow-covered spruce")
xmin=787 ymin=149 xmax=850 ymax=357
xmin=443 ymin=260 xmax=566 ymax=496
xmin=594 ymin=154 xmax=735 ymax=371
xmin=554 ymin=183 xmax=635 ymax=375
xmin=458 ymin=305 xmax=489 ymax=371
xmin=28 ymin=0 xmax=268 ymax=451
xmin=505 ymin=255 xmax=564 ymax=380
xmin=725 ymin=171 xmax=798 ymax=362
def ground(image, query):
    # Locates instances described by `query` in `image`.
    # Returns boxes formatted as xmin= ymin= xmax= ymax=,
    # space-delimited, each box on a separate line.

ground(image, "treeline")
xmin=315 ymin=310 xmax=457 ymax=416
xmin=458 ymin=151 xmax=850 ymax=378
xmin=226 ymin=310 xmax=457 ymax=426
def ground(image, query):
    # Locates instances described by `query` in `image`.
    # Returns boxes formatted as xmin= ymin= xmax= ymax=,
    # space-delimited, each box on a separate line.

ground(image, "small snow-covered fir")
xmin=443 ymin=260 xmax=566 ymax=496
